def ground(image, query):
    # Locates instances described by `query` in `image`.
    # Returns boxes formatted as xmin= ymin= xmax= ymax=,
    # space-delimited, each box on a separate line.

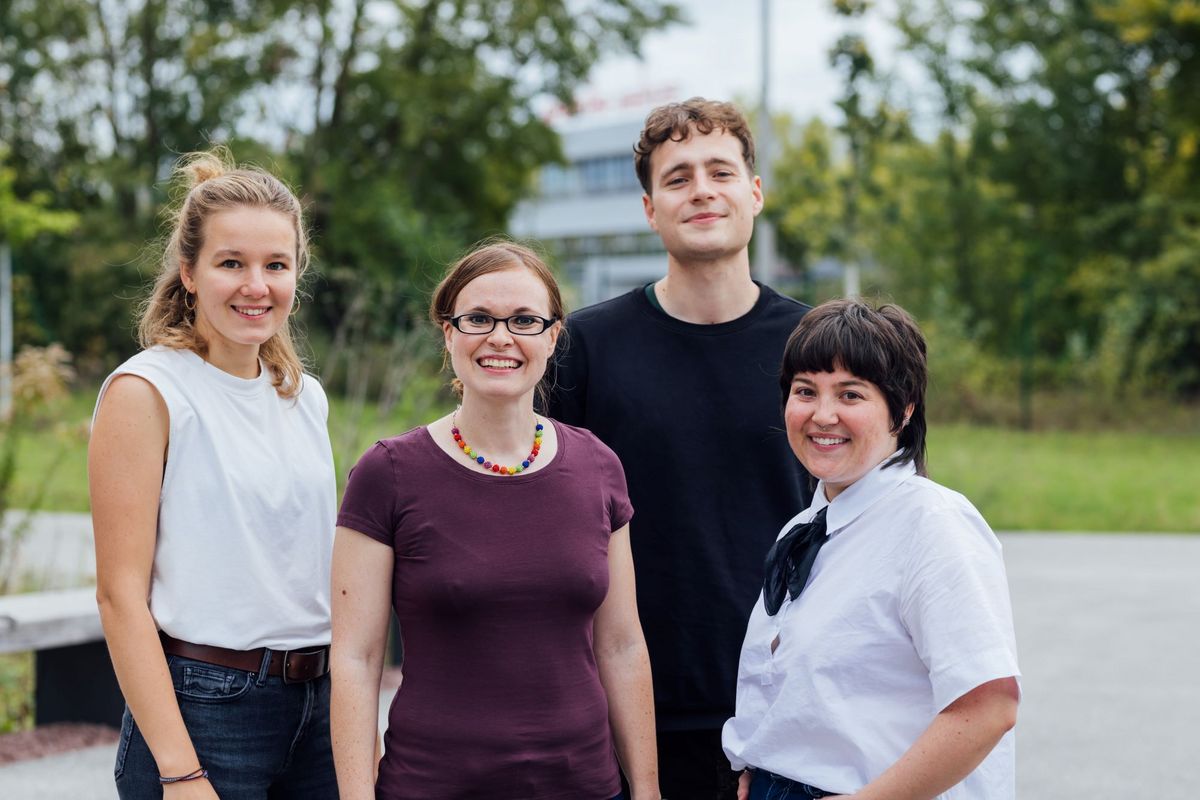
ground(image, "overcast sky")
xmin=554 ymin=0 xmax=906 ymax=128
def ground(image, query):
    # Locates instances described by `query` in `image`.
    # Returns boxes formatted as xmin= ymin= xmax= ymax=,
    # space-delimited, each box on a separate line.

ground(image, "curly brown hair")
xmin=633 ymin=97 xmax=757 ymax=194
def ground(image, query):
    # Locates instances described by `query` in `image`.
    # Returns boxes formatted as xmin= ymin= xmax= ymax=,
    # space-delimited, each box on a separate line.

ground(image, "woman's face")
xmin=181 ymin=205 xmax=297 ymax=371
xmin=784 ymin=365 xmax=908 ymax=501
xmin=443 ymin=266 xmax=560 ymax=403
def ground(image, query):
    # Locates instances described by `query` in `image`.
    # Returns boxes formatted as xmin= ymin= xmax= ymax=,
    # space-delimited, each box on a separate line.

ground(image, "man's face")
xmin=642 ymin=127 xmax=763 ymax=264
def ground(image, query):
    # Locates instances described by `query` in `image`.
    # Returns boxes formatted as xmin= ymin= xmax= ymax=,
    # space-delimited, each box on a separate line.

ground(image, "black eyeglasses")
xmin=445 ymin=313 xmax=558 ymax=336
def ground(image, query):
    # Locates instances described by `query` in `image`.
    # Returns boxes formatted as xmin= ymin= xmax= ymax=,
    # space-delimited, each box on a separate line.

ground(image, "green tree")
xmin=0 ymin=145 xmax=79 ymax=376
xmin=770 ymin=117 xmax=842 ymax=273
xmin=789 ymin=0 xmax=1200 ymax=401
xmin=288 ymin=0 xmax=681 ymax=362
xmin=0 ymin=151 xmax=78 ymax=247
xmin=1 ymin=0 xmax=300 ymax=367
xmin=0 ymin=0 xmax=681 ymax=380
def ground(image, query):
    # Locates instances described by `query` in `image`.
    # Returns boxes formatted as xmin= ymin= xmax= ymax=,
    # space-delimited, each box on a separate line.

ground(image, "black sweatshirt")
xmin=546 ymin=283 xmax=813 ymax=730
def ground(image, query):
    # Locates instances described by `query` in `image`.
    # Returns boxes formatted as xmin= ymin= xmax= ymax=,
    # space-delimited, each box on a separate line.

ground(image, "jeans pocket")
xmin=113 ymin=706 xmax=134 ymax=780
xmin=170 ymin=656 xmax=254 ymax=704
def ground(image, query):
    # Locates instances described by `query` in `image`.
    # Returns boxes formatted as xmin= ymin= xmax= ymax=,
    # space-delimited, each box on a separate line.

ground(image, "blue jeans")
xmin=114 ymin=653 xmax=337 ymax=799
xmin=749 ymin=769 xmax=840 ymax=799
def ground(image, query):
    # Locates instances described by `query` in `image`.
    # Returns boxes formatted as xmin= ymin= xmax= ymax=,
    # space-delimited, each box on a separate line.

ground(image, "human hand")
xmin=737 ymin=769 xmax=752 ymax=800
xmin=628 ymin=782 xmax=663 ymax=800
xmin=163 ymin=777 xmax=220 ymax=799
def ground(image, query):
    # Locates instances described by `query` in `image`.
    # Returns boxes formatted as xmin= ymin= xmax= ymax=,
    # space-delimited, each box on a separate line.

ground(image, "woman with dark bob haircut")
xmin=722 ymin=298 xmax=1020 ymax=800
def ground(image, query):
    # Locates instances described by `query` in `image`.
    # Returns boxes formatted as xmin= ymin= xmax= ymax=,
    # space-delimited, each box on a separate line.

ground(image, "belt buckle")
xmin=281 ymin=647 xmax=328 ymax=684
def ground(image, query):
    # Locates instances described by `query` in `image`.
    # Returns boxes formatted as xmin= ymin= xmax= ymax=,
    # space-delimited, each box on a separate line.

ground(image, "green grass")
xmin=928 ymin=424 xmax=1200 ymax=532
xmin=0 ymin=652 xmax=34 ymax=732
xmin=4 ymin=389 xmax=95 ymax=514
xmin=5 ymin=391 xmax=1200 ymax=532
xmin=325 ymin=389 xmax=453 ymax=490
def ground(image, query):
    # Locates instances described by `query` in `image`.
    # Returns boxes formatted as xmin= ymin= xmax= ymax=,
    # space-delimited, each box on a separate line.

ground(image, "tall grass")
xmin=0 ymin=653 xmax=34 ymax=732
xmin=928 ymin=424 xmax=1200 ymax=532
xmin=3 ymin=389 xmax=94 ymax=514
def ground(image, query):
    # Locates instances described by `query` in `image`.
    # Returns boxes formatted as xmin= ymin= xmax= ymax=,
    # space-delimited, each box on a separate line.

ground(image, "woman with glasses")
xmin=721 ymin=299 xmax=1020 ymax=800
xmin=330 ymin=241 xmax=661 ymax=800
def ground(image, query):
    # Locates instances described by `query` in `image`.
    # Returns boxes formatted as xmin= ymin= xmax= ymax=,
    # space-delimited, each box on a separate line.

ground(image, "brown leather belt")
xmin=160 ymin=632 xmax=330 ymax=684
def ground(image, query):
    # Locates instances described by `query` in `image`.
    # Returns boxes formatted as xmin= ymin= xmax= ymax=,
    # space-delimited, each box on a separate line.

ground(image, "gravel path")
xmin=0 ymin=723 xmax=118 ymax=766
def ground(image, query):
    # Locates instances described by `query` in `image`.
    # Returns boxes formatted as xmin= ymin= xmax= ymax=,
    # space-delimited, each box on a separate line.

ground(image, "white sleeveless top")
xmin=95 ymin=346 xmax=336 ymax=650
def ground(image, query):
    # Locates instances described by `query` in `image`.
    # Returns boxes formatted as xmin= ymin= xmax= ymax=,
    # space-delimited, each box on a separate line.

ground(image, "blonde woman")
xmin=90 ymin=151 xmax=337 ymax=799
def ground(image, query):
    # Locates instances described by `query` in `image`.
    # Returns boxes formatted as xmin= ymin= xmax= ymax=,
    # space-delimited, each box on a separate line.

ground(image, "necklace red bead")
xmin=450 ymin=414 xmax=543 ymax=475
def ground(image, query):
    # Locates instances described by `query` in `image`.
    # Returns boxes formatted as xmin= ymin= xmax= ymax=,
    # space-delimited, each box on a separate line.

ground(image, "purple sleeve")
xmin=601 ymin=442 xmax=634 ymax=533
xmin=336 ymin=442 xmax=398 ymax=547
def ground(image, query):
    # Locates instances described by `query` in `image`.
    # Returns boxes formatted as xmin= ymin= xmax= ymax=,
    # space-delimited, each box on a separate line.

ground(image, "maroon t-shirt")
xmin=337 ymin=420 xmax=633 ymax=800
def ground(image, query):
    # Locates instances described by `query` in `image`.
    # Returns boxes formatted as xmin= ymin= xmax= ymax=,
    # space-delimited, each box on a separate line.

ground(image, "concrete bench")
xmin=0 ymin=588 xmax=123 ymax=727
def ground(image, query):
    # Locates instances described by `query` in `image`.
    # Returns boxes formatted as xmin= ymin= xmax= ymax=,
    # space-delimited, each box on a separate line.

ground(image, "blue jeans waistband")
xmin=751 ymin=768 xmax=839 ymax=799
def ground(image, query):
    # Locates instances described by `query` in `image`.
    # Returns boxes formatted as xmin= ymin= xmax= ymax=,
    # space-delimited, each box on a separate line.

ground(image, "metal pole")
xmin=752 ymin=0 xmax=776 ymax=285
xmin=1019 ymin=263 xmax=1034 ymax=430
xmin=1 ymin=241 xmax=12 ymax=419
xmin=844 ymin=261 xmax=861 ymax=297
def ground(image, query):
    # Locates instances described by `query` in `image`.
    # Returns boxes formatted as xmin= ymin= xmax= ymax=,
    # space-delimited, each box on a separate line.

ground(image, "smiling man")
xmin=547 ymin=98 xmax=812 ymax=800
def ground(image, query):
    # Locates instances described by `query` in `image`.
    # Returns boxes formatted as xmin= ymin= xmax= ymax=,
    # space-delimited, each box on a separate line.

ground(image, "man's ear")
xmin=643 ymin=193 xmax=659 ymax=232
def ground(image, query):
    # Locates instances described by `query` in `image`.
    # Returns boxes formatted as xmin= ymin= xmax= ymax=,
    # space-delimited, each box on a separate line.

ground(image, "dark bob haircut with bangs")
xmin=779 ymin=298 xmax=928 ymax=476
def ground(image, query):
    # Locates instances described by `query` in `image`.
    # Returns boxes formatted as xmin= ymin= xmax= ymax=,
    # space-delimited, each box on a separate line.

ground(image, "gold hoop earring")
xmin=183 ymin=291 xmax=196 ymax=312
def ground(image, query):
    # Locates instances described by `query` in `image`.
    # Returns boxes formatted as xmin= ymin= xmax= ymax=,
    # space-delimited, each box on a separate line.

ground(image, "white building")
xmin=509 ymin=118 xmax=666 ymax=307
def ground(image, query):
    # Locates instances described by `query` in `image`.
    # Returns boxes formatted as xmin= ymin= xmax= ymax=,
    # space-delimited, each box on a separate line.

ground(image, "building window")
xmin=548 ymin=232 xmax=664 ymax=259
xmin=539 ymin=163 xmax=580 ymax=196
xmin=538 ymin=154 xmax=640 ymax=197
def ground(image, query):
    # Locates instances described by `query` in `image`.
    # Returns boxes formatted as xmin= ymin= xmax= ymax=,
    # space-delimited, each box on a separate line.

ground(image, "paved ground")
xmin=1003 ymin=533 xmax=1200 ymax=798
xmin=2 ymin=530 xmax=1198 ymax=798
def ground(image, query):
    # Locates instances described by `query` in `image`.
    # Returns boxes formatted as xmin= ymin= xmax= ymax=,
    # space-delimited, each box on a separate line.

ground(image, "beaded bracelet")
xmin=159 ymin=767 xmax=209 ymax=784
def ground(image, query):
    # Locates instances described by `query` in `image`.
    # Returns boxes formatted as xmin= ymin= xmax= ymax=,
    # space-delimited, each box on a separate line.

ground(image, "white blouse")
xmin=722 ymin=457 xmax=1020 ymax=799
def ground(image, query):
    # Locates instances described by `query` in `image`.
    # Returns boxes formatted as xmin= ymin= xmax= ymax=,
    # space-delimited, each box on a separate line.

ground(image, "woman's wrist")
xmin=154 ymin=753 xmax=204 ymax=780
xmin=159 ymin=766 xmax=208 ymax=784
xmin=628 ymin=785 xmax=664 ymax=800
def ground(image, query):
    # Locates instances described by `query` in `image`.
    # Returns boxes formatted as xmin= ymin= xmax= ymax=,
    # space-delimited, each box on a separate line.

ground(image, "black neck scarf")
xmin=762 ymin=505 xmax=829 ymax=616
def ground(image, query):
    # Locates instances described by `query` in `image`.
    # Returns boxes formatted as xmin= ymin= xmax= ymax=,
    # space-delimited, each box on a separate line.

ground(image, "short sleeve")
xmin=599 ymin=439 xmax=633 ymax=533
xmin=900 ymin=504 xmax=1020 ymax=712
xmin=337 ymin=442 xmax=400 ymax=547
xmin=95 ymin=354 xmax=179 ymax=429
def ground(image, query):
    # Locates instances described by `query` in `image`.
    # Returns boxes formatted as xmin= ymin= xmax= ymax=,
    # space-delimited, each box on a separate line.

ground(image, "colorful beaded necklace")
xmin=450 ymin=413 xmax=543 ymax=475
